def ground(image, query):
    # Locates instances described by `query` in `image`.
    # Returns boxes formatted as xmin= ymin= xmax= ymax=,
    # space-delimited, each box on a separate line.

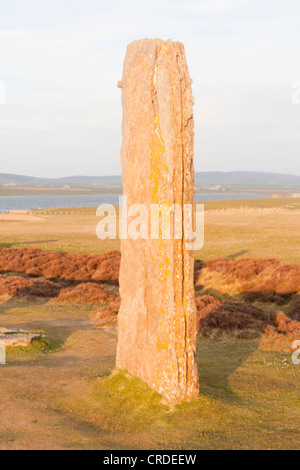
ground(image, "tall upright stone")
xmin=116 ymin=39 xmax=199 ymax=404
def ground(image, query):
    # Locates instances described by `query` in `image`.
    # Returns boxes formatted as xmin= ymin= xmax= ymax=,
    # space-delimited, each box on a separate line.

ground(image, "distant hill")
xmin=0 ymin=173 xmax=122 ymax=187
xmin=194 ymin=171 xmax=300 ymax=188
xmin=0 ymin=173 xmax=42 ymax=185
xmin=0 ymin=171 xmax=300 ymax=190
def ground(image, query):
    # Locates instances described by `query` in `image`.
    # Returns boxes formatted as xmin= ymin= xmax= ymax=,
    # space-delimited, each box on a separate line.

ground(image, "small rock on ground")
xmin=0 ymin=329 xmax=46 ymax=347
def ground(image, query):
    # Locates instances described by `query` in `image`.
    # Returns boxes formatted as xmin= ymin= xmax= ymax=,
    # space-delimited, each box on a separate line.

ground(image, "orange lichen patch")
xmin=156 ymin=334 xmax=170 ymax=351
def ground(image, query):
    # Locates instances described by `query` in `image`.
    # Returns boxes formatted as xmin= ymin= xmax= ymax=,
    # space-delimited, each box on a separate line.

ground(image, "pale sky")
xmin=0 ymin=0 xmax=299 ymax=177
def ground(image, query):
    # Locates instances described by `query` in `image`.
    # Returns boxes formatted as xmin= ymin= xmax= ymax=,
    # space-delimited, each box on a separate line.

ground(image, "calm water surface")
xmin=0 ymin=193 xmax=270 ymax=212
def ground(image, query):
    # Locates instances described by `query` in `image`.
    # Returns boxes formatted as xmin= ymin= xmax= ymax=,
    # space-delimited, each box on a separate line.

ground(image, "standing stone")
xmin=116 ymin=39 xmax=199 ymax=404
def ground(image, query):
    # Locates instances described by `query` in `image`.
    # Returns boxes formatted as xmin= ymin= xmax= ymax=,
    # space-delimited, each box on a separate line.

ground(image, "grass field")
xmin=0 ymin=197 xmax=300 ymax=262
xmin=0 ymin=197 xmax=299 ymax=450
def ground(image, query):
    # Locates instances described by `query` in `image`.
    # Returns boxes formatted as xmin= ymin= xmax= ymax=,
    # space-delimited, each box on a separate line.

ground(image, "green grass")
xmin=6 ymin=337 xmax=58 ymax=361
xmin=55 ymin=336 xmax=300 ymax=450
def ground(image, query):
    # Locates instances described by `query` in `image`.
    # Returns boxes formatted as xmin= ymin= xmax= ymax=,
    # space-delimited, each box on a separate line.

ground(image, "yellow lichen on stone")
xmin=150 ymin=114 xmax=165 ymax=204
xmin=156 ymin=334 xmax=170 ymax=351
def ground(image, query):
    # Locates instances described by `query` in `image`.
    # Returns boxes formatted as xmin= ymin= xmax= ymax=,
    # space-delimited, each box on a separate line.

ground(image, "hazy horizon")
xmin=2 ymin=169 xmax=300 ymax=180
xmin=0 ymin=0 xmax=300 ymax=178
xmin=1 ymin=169 xmax=300 ymax=179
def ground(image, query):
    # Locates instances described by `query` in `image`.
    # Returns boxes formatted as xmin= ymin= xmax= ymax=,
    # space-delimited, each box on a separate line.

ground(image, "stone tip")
xmin=117 ymin=81 xmax=123 ymax=88
xmin=127 ymin=38 xmax=184 ymax=49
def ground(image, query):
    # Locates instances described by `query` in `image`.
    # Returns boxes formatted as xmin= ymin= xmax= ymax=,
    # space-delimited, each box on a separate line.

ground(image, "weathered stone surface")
xmin=116 ymin=39 xmax=199 ymax=404
xmin=0 ymin=329 xmax=45 ymax=347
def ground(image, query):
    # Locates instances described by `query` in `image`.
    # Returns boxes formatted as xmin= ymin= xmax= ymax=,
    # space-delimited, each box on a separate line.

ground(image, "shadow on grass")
xmin=227 ymin=250 xmax=248 ymax=259
xmin=196 ymin=334 xmax=260 ymax=403
xmin=194 ymin=263 xmax=299 ymax=403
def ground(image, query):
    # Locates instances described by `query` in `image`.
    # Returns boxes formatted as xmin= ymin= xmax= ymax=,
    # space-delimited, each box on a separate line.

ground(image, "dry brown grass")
xmin=0 ymin=198 xmax=300 ymax=262
xmin=195 ymin=258 xmax=300 ymax=296
xmin=0 ymin=247 xmax=120 ymax=283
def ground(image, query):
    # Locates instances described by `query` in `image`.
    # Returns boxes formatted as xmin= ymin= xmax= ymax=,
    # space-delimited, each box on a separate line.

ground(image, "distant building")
xmin=272 ymin=193 xmax=280 ymax=198
xmin=291 ymin=193 xmax=300 ymax=198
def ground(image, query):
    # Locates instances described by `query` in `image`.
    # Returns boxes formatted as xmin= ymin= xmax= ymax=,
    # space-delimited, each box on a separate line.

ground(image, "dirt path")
xmin=0 ymin=304 xmax=119 ymax=449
